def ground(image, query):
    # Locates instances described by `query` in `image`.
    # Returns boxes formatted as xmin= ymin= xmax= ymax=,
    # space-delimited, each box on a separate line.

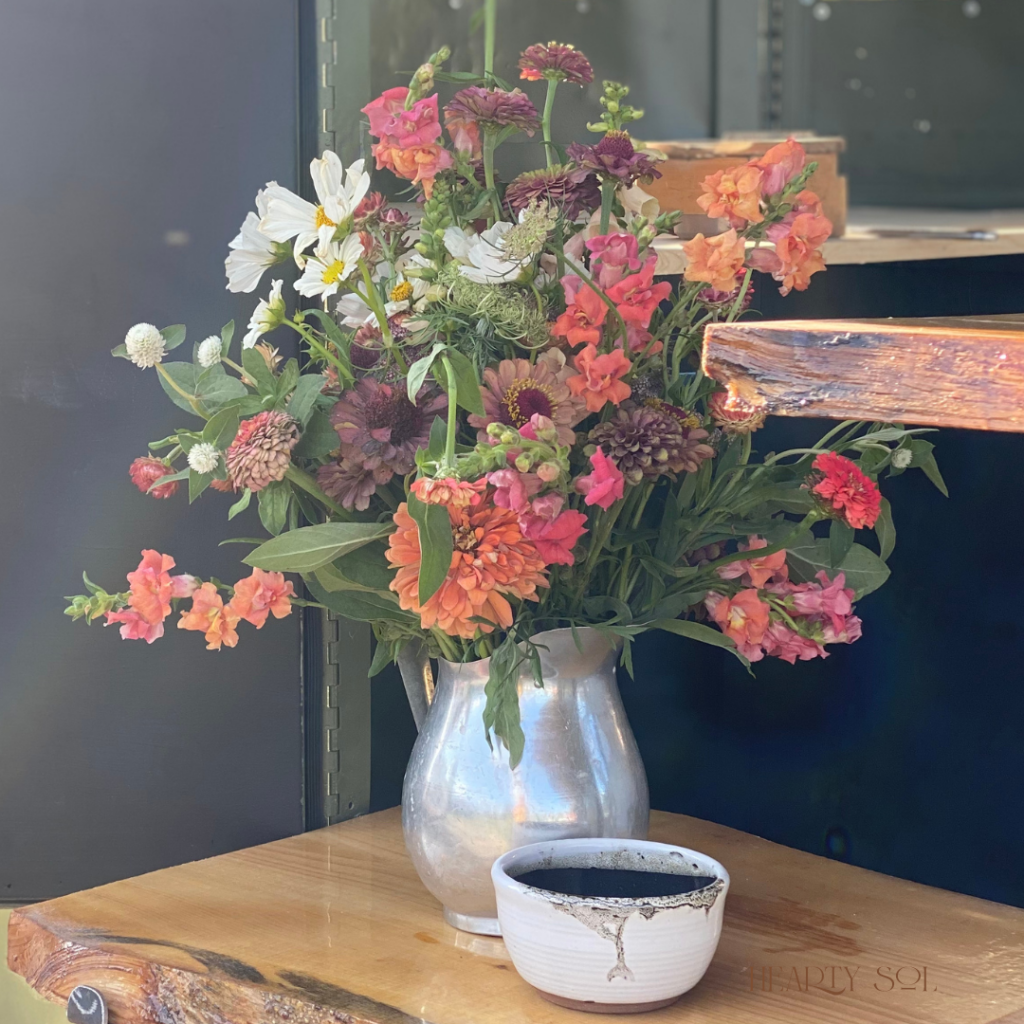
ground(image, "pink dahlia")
xmin=468 ymin=350 xmax=585 ymax=447
xmin=329 ymin=378 xmax=446 ymax=479
xmin=505 ymin=166 xmax=601 ymax=220
xmin=129 ymin=456 xmax=179 ymax=499
xmin=444 ymin=87 xmax=541 ymax=136
xmin=518 ymin=42 xmax=594 ymax=86
xmin=225 ymin=411 xmax=300 ymax=493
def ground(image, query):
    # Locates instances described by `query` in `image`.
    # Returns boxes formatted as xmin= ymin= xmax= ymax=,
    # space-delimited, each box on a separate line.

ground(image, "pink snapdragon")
xmin=604 ymin=257 xmax=672 ymax=328
xmin=586 ymin=232 xmax=642 ymax=288
xmin=575 ymin=448 xmax=624 ymax=509
xmin=716 ymin=536 xmax=788 ymax=589
xmin=488 ymin=467 xmax=542 ymax=513
xmin=520 ymin=494 xmax=588 ymax=566
xmin=105 ymin=609 xmax=165 ymax=644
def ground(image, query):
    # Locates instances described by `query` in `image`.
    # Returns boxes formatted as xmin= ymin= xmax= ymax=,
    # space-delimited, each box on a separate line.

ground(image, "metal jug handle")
xmin=397 ymin=638 xmax=435 ymax=732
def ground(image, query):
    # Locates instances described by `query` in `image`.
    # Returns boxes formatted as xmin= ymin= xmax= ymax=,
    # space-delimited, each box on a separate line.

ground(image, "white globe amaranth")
xmin=892 ymin=448 xmax=913 ymax=469
xmin=197 ymin=335 xmax=223 ymax=368
xmin=124 ymin=323 xmax=166 ymax=369
xmin=187 ymin=442 xmax=221 ymax=475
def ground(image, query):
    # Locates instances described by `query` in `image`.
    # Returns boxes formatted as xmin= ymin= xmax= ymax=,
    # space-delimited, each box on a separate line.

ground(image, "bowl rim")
xmin=491 ymin=837 xmax=730 ymax=911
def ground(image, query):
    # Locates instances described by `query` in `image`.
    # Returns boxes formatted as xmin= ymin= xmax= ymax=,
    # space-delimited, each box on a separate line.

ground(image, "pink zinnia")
xmin=518 ymin=42 xmax=594 ymax=86
xmin=444 ymin=87 xmax=541 ymax=136
xmin=810 ymin=451 xmax=881 ymax=530
xmin=575 ymin=448 xmax=625 ymax=509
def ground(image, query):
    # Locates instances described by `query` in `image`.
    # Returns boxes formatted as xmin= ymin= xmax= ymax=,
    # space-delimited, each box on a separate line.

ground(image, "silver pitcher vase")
xmin=401 ymin=627 xmax=650 ymax=936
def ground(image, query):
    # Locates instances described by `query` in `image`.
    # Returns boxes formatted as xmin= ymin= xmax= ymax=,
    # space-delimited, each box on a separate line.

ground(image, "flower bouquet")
xmin=67 ymin=4 xmax=945 ymax=770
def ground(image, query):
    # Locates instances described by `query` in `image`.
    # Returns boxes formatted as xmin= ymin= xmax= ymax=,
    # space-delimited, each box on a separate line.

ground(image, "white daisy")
xmin=334 ymin=292 xmax=375 ymax=328
xmin=187 ymin=443 xmax=221 ymax=475
xmin=243 ymin=279 xmax=286 ymax=349
xmin=443 ymin=222 xmax=529 ymax=285
xmin=294 ymin=234 xmax=365 ymax=301
xmin=225 ymin=187 xmax=283 ymax=293
xmin=124 ymin=323 xmax=166 ymax=368
xmin=196 ymin=336 xmax=223 ymax=368
xmin=259 ymin=153 xmax=371 ymax=263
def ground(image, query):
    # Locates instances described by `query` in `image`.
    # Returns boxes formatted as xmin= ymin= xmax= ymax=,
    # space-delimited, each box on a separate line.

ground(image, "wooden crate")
xmin=643 ymin=134 xmax=847 ymax=238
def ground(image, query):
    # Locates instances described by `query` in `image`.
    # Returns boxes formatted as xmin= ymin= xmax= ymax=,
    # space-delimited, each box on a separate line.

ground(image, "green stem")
xmin=727 ymin=268 xmax=753 ymax=323
xmin=432 ymin=626 xmax=461 ymax=662
xmin=284 ymin=464 xmax=349 ymax=519
xmin=222 ymin=356 xmax=246 ymax=376
xmin=484 ymin=0 xmax=497 ymax=79
xmin=284 ymin=320 xmax=351 ymax=383
xmin=599 ymin=180 xmax=615 ymax=235
xmin=356 ymin=261 xmax=395 ymax=348
xmin=542 ymin=78 xmax=558 ymax=169
xmin=482 ymin=131 xmax=502 ymax=224
xmin=439 ymin=354 xmax=459 ymax=471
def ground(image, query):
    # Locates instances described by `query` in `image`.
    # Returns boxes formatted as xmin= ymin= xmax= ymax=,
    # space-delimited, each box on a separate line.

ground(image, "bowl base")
xmin=443 ymin=906 xmax=502 ymax=936
xmin=536 ymin=990 xmax=682 ymax=1015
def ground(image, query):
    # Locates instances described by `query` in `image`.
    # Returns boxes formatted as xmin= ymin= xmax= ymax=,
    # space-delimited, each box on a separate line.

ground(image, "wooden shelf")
xmin=8 ymin=808 xmax=1024 ymax=1023
xmin=703 ymin=314 xmax=1024 ymax=431
xmin=655 ymin=206 xmax=1024 ymax=272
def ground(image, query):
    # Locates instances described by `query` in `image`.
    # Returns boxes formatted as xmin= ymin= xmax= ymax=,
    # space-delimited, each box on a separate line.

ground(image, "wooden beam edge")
xmin=7 ymin=907 xmax=428 ymax=1024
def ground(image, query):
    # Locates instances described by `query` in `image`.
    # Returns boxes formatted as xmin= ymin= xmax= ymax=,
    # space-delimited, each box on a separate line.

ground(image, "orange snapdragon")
xmin=696 ymin=164 xmax=764 ymax=227
xmin=178 ymin=583 xmax=240 ymax=650
xmin=682 ymin=229 xmax=748 ymax=293
xmin=228 ymin=568 xmax=295 ymax=629
xmin=566 ymin=344 xmax=632 ymax=413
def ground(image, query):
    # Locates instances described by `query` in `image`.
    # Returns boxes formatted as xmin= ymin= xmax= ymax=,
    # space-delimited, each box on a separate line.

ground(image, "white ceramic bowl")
xmin=492 ymin=837 xmax=729 ymax=1014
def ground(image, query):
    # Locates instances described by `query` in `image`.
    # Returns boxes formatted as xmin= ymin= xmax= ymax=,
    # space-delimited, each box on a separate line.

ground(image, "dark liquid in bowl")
xmin=513 ymin=867 xmax=717 ymax=899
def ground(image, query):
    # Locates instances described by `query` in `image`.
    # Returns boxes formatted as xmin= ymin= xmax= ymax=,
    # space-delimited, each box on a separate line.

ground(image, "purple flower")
xmin=518 ymin=42 xmax=594 ymax=86
xmin=505 ymin=165 xmax=601 ymax=219
xmin=317 ymin=456 xmax=391 ymax=512
xmin=328 ymin=378 xmax=446 ymax=479
xmin=444 ymin=87 xmax=541 ymax=136
xmin=568 ymin=131 xmax=662 ymax=187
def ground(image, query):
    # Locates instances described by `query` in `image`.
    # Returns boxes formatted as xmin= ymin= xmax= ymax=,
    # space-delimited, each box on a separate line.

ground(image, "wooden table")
xmin=702 ymin=314 xmax=1024 ymax=432
xmin=8 ymin=808 xmax=1024 ymax=1024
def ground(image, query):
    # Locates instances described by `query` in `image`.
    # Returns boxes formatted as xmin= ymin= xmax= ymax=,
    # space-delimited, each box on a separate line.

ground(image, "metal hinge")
xmin=315 ymin=0 xmax=371 ymax=163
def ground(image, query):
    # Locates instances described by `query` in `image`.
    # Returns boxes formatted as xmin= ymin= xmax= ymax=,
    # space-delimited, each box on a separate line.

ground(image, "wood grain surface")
xmin=8 ymin=808 xmax=1024 ymax=1024
xmin=702 ymin=315 xmax=1024 ymax=431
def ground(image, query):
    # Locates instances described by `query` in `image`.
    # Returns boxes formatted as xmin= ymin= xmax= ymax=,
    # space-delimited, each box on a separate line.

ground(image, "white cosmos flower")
xmin=334 ymin=292 xmax=374 ymax=328
xmin=187 ymin=443 xmax=221 ymax=475
xmin=197 ymin=335 xmax=223 ymax=368
xmin=124 ymin=323 xmax=166 ymax=368
xmin=259 ymin=153 xmax=370 ymax=264
xmin=295 ymin=234 xmax=364 ymax=300
xmin=443 ymin=222 xmax=529 ymax=285
xmin=243 ymin=279 xmax=286 ymax=349
xmin=225 ymin=187 xmax=282 ymax=293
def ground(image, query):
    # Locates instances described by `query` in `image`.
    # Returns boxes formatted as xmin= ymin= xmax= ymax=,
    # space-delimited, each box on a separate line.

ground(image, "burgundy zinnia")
xmin=317 ymin=456 xmax=392 ymax=512
xmin=444 ymin=87 xmax=541 ymax=136
xmin=505 ymin=165 xmax=601 ymax=219
xmin=329 ymin=378 xmax=446 ymax=479
xmin=518 ymin=42 xmax=594 ymax=86
xmin=568 ymin=131 xmax=662 ymax=186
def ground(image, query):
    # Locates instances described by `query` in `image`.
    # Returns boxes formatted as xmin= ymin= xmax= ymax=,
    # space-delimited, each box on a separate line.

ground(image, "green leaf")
xmin=302 ymin=307 xmax=350 ymax=354
xmin=304 ymin=577 xmax=414 ymax=623
xmin=148 ymin=466 xmax=189 ymax=492
xmin=189 ymin=468 xmax=213 ymax=503
xmin=315 ymin=542 xmax=395 ymax=592
xmin=292 ymin=409 xmax=339 ymax=459
xmin=652 ymin=618 xmax=751 ymax=671
xmin=242 ymin=347 xmax=277 ymax=396
xmin=875 ymin=497 xmax=896 ymax=561
xmin=368 ymin=638 xmax=397 ymax=677
xmin=111 ymin=343 xmax=129 ymax=359
xmin=275 ymin=358 xmax=300 ymax=402
xmin=243 ymin=521 xmax=393 ymax=573
xmin=426 ymin=416 xmax=447 ymax=461
xmin=829 ymin=519 xmax=855 ymax=566
xmin=445 ymin=348 xmax=486 ymax=416
xmin=482 ymin=634 xmax=525 ymax=769
xmin=407 ymin=493 xmax=453 ymax=605
xmin=161 ymin=324 xmax=187 ymax=351
xmin=649 ymin=590 xmax=708 ymax=621
xmin=258 ymin=480 xmax=291 ymax=536
xmin=220 ymin=320 xmax=235 ymax=357
xmin=228 ymin=488 xmax=252 ymax=520
xmin=909 ymin=439 xmax=949 ymax=497
xmin=196 ymin=365 xmax=248 ymax=410
xmin=286 ymin=374 xmax=325 ymax=427
xmin=158 ymin=362 xmax=200 ymax=413
xmin=786 ymin=537 xmax=891 ymax=599
xmin=202 ymin=407 xmax=240 ymax=450
xmin=406 ymin=342 xmax=445 ymax=402
xmin=582 ymin=596 xmax=633 ymax=623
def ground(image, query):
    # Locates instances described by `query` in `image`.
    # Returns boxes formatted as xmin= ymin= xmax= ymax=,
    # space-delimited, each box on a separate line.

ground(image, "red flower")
xmin=521 ymin=504 xmax=589 ymax=566
xmin=129 ymin=457 xmax=179 ymax=499
xmin=551 ymin=277 xmax=607 ymax=348
xmin=810 ymin=452 xmax=881 ymax=529
xmin=604 ymin=258 xmax=672 ymax=329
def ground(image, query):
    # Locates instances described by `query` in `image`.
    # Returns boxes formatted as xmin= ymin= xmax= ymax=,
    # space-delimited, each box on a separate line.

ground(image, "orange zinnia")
xmin=696 ymin=164 xmax=764 ymax=227
xmin=682 ymin=229 xmax=747 ymax=293
xmin=387 ymin=499 xmax=548 ymax=639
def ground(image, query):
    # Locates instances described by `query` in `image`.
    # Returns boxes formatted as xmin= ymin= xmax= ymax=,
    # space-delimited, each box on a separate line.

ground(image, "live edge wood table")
xmin=8 ymin=809 xmax=1024 ymax=1024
